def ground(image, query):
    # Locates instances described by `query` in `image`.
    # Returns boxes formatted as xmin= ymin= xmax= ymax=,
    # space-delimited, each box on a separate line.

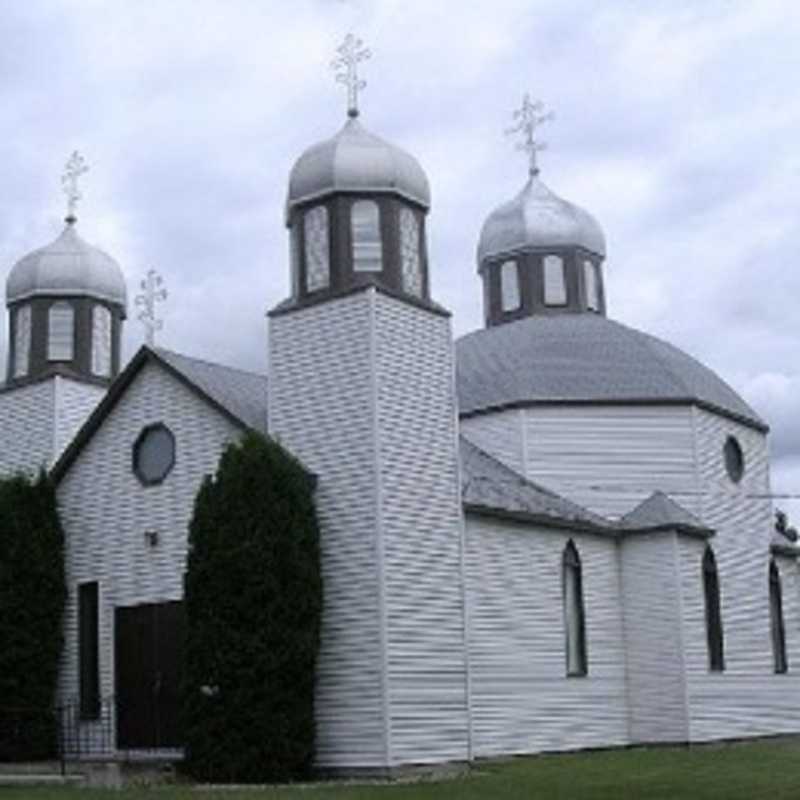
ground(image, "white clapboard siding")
xmin=0 ymin=380 xmax=56 ymax=476
xmin=619 ymin=532 xmax=688 ymax=743
xmin=57 ymin=361 xmax=244 ymax=746
xmin=465 ymin=515 xmax=628 ymax=757
xmin=461 ymin=405 xmax=698 ymax=519
xmin=268 ymin=292 xmax=386 ymax=769
xmin=677 ymin=409 xmax=800 ymax=740
xmin=459 ymin=410 xmax=526 ymax=476
xmin=53 ymin=376 xmax=105 ymax=459
xmin=374 ymin=293 xmax=468 ymax=766
xmin=269 ymin=289 xmax=469 ymax=769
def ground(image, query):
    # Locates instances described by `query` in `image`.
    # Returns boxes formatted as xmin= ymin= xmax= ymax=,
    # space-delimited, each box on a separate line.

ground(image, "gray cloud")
xmin=1 ymin=0 xmax=799 ymax=500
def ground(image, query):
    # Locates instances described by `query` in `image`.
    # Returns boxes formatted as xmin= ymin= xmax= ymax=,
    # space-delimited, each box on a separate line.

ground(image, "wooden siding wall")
xmin=619 ymin=532 xmax=688 ymax=743
xmin=57 ymin=362 xmax=243 ymax=744
xmin=374 ymin=293 xmax=468 ymax=765
xmin=53 ymin=376 xmax=105 ymax=460
xmin=269 ymin=289 xmax=469 ymax=769
xmin=269 ymin=293 xmax=387 ymax=769
xmin=462 ymin=406 xmax=698 ymax=519
xmin=677 ymin=410 xmax=800 ymax=740
xmin=465 ymin=515 xmax=628 ymax=757
xmin=0 ymin=380 xmax=56 ymax=475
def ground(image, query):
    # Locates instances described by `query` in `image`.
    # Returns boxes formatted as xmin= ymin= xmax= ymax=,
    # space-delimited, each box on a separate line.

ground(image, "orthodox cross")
xmin=505 ymin=93 xmax=554 ymax=177
xmin=331 ymin=34 xmax=371 ymax=118
xmin=61 ymin=151 xmax=89 ymax=224
xmin=135 ymin=269 xmax=167 ymax=348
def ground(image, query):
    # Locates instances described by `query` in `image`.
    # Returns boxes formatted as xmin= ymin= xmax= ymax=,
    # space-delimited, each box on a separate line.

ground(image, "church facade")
xmin=2 ymin=80 xmax=799 ymax=772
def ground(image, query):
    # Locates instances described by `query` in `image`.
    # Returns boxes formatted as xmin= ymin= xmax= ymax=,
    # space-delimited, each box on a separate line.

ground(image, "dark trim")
xmin=78 ymin=581 xmax=100 ymax=721
xmin=463 ymin=502 xmax=714 ymax=540
xmin=771 ymin=543 xmax=798 ymax=559
xmin=459 ymin=397 xmax=769 ymax=434
xmin=132 ymin=423 xmax=176 ymax=487
xmin=463 ymin=503 xmax=613 ymax=535
xmin=51 ymin=347 xmax=250 ymax=484
xmin=268 ymin=280 xmax=451 ymax=319
xmin=0 ymin=364 xmax=112 ymax=394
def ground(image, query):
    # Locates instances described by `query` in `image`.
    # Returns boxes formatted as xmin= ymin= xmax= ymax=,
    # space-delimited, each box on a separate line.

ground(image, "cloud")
xmin=0 ymin=0 xmax=798 ymax=498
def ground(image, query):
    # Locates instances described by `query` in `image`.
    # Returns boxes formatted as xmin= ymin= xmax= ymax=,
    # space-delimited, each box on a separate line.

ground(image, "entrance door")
xmin=115 ymin=601 xmax=184 ymax=749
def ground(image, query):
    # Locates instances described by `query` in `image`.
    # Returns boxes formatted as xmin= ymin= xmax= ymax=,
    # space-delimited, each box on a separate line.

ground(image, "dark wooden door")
xmin=115 ymin=601 xmax=184 ymax=749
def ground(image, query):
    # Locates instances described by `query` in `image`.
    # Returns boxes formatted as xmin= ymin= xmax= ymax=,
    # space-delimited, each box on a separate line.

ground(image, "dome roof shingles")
xmin=455 ymin=314 xmax=765 ymax=431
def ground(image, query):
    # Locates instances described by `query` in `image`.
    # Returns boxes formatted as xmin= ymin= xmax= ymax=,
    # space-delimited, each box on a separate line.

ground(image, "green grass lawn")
xmin=2 ymin=739 xmax=800 ymax=800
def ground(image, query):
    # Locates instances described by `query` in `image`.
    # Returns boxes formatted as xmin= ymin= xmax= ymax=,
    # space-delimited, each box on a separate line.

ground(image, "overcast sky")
xmin=1 ymin=0 xmax=799 ymax=518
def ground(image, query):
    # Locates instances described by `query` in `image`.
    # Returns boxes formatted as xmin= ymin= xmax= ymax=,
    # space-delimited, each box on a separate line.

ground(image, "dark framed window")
xmin=78 ymin=582 xmax=100 ymax=720
xmin=723 ymin=436 xmax=745 ymax=483
xmin=351 ymin=200 xmax=382 ymax=272
xmin=563 ymin=540 xmax=588 ymax=676
xmin=703 ymin=546 xmax=725 ymax=672
xmin=133 ymin=424 xmax=176 ymax=486
xmin=48 ymin=301 xmax=74 ymax=361
xmin=770 ymin=560 xmax=788 ymax=674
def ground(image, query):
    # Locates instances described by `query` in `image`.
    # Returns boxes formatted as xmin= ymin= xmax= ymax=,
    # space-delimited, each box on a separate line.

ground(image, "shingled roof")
xmin=51 ymin=346 xmax=268 ymax=482
xmin=456 ymin=314 xmax=765 ymax=431
xmin=460 ymin=436 xmax=611 ymax=532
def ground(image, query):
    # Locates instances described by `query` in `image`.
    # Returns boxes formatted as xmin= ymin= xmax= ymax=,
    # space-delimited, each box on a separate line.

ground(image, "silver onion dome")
xmin=477 ymin=174 xmax=606 ymax=265
xmin=286 ymin=117 xmax=431 ymax=215
xmin=6 ymin=224 xmax=127 ymax=309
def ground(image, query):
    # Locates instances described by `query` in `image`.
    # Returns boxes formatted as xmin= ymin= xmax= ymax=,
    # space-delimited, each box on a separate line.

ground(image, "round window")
xmin=133 ymin=424 xmax=175 ymax=486
xmin=723 ymin=436 xmax=744 ymax=483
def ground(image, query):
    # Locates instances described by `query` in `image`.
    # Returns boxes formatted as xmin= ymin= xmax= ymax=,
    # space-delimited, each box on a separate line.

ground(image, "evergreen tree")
xmin=0 ymin=473 xmax=67 ymax=760
xmin=182 ymin=432 xmax=322 ymax=782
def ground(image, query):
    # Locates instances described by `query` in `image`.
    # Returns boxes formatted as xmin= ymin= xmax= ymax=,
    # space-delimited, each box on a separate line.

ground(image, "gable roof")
xmin=460 ymin=436 xmax=611 ymax=533
xmin=51 ymin=346 xmax=268 ymax=483
xmin=619 ymin=491 xmax=714 ymax=537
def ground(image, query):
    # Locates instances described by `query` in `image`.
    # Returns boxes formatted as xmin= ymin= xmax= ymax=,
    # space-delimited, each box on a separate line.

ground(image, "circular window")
xmin=133 ymin=424 xmax=175 ymax=486
xmin=723 ymin=436 xmax=745 ymax=483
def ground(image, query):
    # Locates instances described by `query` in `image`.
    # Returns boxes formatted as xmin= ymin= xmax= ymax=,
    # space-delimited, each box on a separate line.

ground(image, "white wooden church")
xmin=2 ymin=44 xmax=799 ymax=771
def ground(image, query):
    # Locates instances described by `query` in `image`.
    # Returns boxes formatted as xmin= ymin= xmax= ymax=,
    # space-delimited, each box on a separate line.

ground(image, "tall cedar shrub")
xmin=0 ymin=473 xmax=67 ymax=760
xmin=182 ymin=432 xmax=322 ymax=782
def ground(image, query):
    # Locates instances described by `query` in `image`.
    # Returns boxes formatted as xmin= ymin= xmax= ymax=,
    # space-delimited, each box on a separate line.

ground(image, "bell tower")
xmin=268 ymin=37 xmax=469 ymax=772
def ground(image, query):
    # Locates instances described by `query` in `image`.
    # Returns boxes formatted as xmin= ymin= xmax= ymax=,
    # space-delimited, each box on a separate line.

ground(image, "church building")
xmin=2 ymin=41 xmax=799 ymax=772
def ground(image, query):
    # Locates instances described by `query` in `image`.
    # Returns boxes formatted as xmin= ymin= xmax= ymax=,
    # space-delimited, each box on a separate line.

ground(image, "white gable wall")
xmin=465 ymin=514 xmax=628 ymax=756
xmin=57 ymin=361 xmax=243 ymax=741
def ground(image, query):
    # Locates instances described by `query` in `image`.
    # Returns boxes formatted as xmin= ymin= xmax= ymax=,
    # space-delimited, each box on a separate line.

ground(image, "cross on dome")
xmin=505 ymin=93 xmax=554 ymax=177
xmin=331 ymin=34 xmax=371 ymax=118
xmin=61 ymin=150 xmax=89 ymax=225
xmin=136 ymin=268 xmax=167 ymax=347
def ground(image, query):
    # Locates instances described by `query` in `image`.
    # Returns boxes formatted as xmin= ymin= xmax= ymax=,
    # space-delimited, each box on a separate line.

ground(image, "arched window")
xmin=500 ymin=260 xmax=521 ymax=312
xmin=13 ymin=305 xmax=31 ymax=378
xmin=351 ymin=200 xmax=382 ymax=272
xmin=544 ymin=255 xmax=567 ymax=306
xmin=91 ymin=305 xmax=112 ymax=377
xmin=770 ymin=560 xmax=788 ymax=674
xmin=584 ymin=260 xmax=599 ymax=311
xmin=399 ymin=207 xmax=422 ymax=296
xmin=563 ymin=541 xmax=587 ymax=676
xmin=304 ymin=205 xmax=330 ymax=292
xmin=703 ymin=546 xmax=725 ymax=672
xmin=48 ymin=302 xmax=74 ymax=361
